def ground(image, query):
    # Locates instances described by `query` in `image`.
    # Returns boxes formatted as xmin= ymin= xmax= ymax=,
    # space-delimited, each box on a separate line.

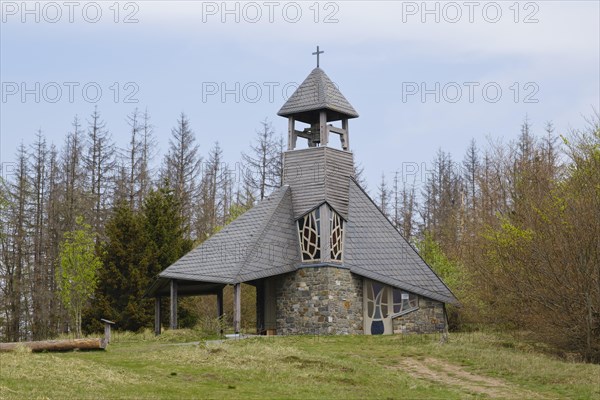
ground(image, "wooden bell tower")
xmin=277 ymin=47 xmax=359 ymax=151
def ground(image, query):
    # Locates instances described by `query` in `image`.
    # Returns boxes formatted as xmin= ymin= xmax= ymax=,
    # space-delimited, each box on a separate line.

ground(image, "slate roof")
xmin=151 ymin=174 xmax=457 ymax=304
xmin=278 ymin=67 xmax=359 ymax=123
xmin=344 ymin=180 xmax=458 ymax=304
xmin=156 ymin=186 xmax=298 ymax=285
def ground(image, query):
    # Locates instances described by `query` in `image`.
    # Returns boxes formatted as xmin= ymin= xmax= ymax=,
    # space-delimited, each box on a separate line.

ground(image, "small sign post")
xmin=101 ymin=319 xmax=115 ymax=344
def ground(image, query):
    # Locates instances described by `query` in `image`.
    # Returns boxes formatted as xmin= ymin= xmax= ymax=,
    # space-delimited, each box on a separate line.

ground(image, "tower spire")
xmin=278 ymin=66 xmax=358 ymax=151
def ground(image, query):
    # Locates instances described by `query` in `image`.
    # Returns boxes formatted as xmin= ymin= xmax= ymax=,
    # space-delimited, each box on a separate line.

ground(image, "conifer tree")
xmin=87 ymin=202 xmax=145 ymax=332
xmin=87 ymin=185 xmax=193 ymax=332
xmin=162 ymin=113 xmax=202 ymax=234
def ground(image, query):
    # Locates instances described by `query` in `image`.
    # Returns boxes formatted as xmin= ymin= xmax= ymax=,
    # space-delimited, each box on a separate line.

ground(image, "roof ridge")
xmin=234 ymin=186 xmax=291 ymax=282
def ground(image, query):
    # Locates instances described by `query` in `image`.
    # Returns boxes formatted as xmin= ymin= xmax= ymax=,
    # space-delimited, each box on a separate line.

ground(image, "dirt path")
xmin=393 ymin=357 xmax=544 ymax=399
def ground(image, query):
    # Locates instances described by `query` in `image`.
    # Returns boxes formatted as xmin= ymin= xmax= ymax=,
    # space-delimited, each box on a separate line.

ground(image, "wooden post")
xmin=342 ymin=119 xmax=349 ymax=150
xmin=216 ymin=289 xmax=224 ymax=318
xmin=170 ymin=280 xmax=178 ymax=330
xmin=216 ymin=288 xmax=224 ymax=335
xmin=100 ymin=319 xmax=115 ymax=344
xmin=319 ymin=111 xmax=328 ymax=146
xmin=321 ymin=205 xmax=331 ymax=261
xmin=256 ymin=281 xmax=265 ymax=335
xmin=288 ymin=117 xmax=296 ymax=150
xmin=233 ymin=283 xmax=241 ymax=334
xmin=154 ymin=297 xmax=161 ymax=336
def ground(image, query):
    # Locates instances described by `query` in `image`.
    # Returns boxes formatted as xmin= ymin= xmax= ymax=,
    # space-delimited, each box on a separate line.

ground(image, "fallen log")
xmin=0 ymin=338 xmax=107 ymax=352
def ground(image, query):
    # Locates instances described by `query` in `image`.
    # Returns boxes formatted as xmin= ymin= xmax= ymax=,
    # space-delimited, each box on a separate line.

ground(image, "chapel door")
xmin=364 ymin=280 xmax=393 ymax=335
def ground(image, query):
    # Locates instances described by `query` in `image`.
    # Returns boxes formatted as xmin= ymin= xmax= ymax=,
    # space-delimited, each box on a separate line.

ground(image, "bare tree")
xmin=274 ymin=134 xmax=285 ymax=188
xmin=241 ymin=119 xmax=281 ymax=201
xmin=196 ymin=143 xmax=224 ymax=238
xmin=29 ymin=131 xmax=50 ymax=339
xmin=162 ymin=113 xmax=202 ymax=237
xmin=138 ymin=108 xmax=156 ymax=206
xmin=462 ymin=139 xmax=479 ymax=212
xmin=45 ymin=144 xmax=62 ymax=336
xmin=61 ymin=116 xmax=87 ymax=232
xmin=377 ymin=173 xmax=390 ymax=218
xmin=391 ymin=171 xmax=417 ymax=240
xmin=353 ymin=158 xmax=368 ymax=191
xmin=400 ymin=177 xmax=417 ymax=241
xmin=392 ymin=171 xmax=400 ymax=228
xmin=125 ymin=108 xmax=141 ymax=209
xmin=0 ymin=174 xmax=8 ymax=339
xmin=85 ymin=107 xmax=115 ymax=237
xmin=419 ymin=149 xmax=464 ymax=258
xmin=3 ymin=144 xmax=30 ymax=340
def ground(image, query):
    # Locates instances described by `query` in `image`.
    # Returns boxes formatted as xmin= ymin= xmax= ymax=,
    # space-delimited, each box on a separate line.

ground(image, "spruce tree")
xmin=85 ymin=202 xmax=146 ymax=332
xmin=86 ymin=185 xmax=193 ymax=332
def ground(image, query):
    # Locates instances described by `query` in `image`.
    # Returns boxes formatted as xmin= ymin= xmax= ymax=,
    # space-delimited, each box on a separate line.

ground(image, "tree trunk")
xmin=0 ymin=338 xmax=106 ymax=352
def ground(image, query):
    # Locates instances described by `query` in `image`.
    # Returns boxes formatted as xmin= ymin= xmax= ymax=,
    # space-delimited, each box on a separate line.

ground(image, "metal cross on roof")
xmin=312 ymin=46 xmax=324 ymax=68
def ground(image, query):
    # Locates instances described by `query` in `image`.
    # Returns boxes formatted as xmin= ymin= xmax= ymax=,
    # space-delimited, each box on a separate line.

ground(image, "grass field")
xmin=1 ymin=330 xmax=599 ymax=399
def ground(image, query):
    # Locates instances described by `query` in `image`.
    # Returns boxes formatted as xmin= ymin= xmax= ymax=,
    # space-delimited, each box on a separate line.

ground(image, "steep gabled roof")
xmin=344 ymin=180 xmax=458 ymax=305
xmin=278 ymin=68 xmax=358 ymax=122
xmin=157 ymin=186 xmax=298 ymax=284
xmin=150 ymin=174 xmax=458 ymax=305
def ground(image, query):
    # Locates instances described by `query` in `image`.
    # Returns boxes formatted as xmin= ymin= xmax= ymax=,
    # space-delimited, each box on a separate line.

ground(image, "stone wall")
xmin=274 ymin=267 xmax=446 ymax=335
xmin=275 ymin=267 xmax=363 ymax=335
xmin=392 ymin=296 xmax=446 ymax=334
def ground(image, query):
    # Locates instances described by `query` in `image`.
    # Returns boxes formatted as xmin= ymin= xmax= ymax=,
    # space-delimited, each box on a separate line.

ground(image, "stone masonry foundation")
xmin=274 ymin=267 xmax=446 ymax=335
xmin=275 ymin=267 xmax=363 ymax=335
xmin=392 ymin=296 xmax=446 ymax=334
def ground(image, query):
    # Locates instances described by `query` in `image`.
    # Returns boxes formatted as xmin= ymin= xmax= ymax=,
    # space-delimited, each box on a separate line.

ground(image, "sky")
xmin=1 ymin=0 xmax=599 ymax=192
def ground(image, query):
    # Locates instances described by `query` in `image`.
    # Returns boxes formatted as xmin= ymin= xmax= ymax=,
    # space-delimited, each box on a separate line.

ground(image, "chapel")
xmin=147 ymin=52 xmax=457 ymax=335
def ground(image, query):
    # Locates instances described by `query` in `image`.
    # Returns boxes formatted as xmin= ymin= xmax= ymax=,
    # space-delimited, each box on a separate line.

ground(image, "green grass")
xmin=1 ymin=331 xmax=598 ymax=399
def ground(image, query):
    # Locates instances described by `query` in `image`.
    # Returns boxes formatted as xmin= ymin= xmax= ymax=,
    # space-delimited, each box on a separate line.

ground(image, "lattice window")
xmin=329 ymin=210 xmax=344 ymax=261
xmin=298 ymin=208 xmax=321 ymax=261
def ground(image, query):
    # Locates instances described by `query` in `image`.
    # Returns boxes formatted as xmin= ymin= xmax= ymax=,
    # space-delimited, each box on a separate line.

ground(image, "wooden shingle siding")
xmin=283 ymin=147 xmax=354 ymax=219
xmin=324 ymin=148 xmax=354 ymax=218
